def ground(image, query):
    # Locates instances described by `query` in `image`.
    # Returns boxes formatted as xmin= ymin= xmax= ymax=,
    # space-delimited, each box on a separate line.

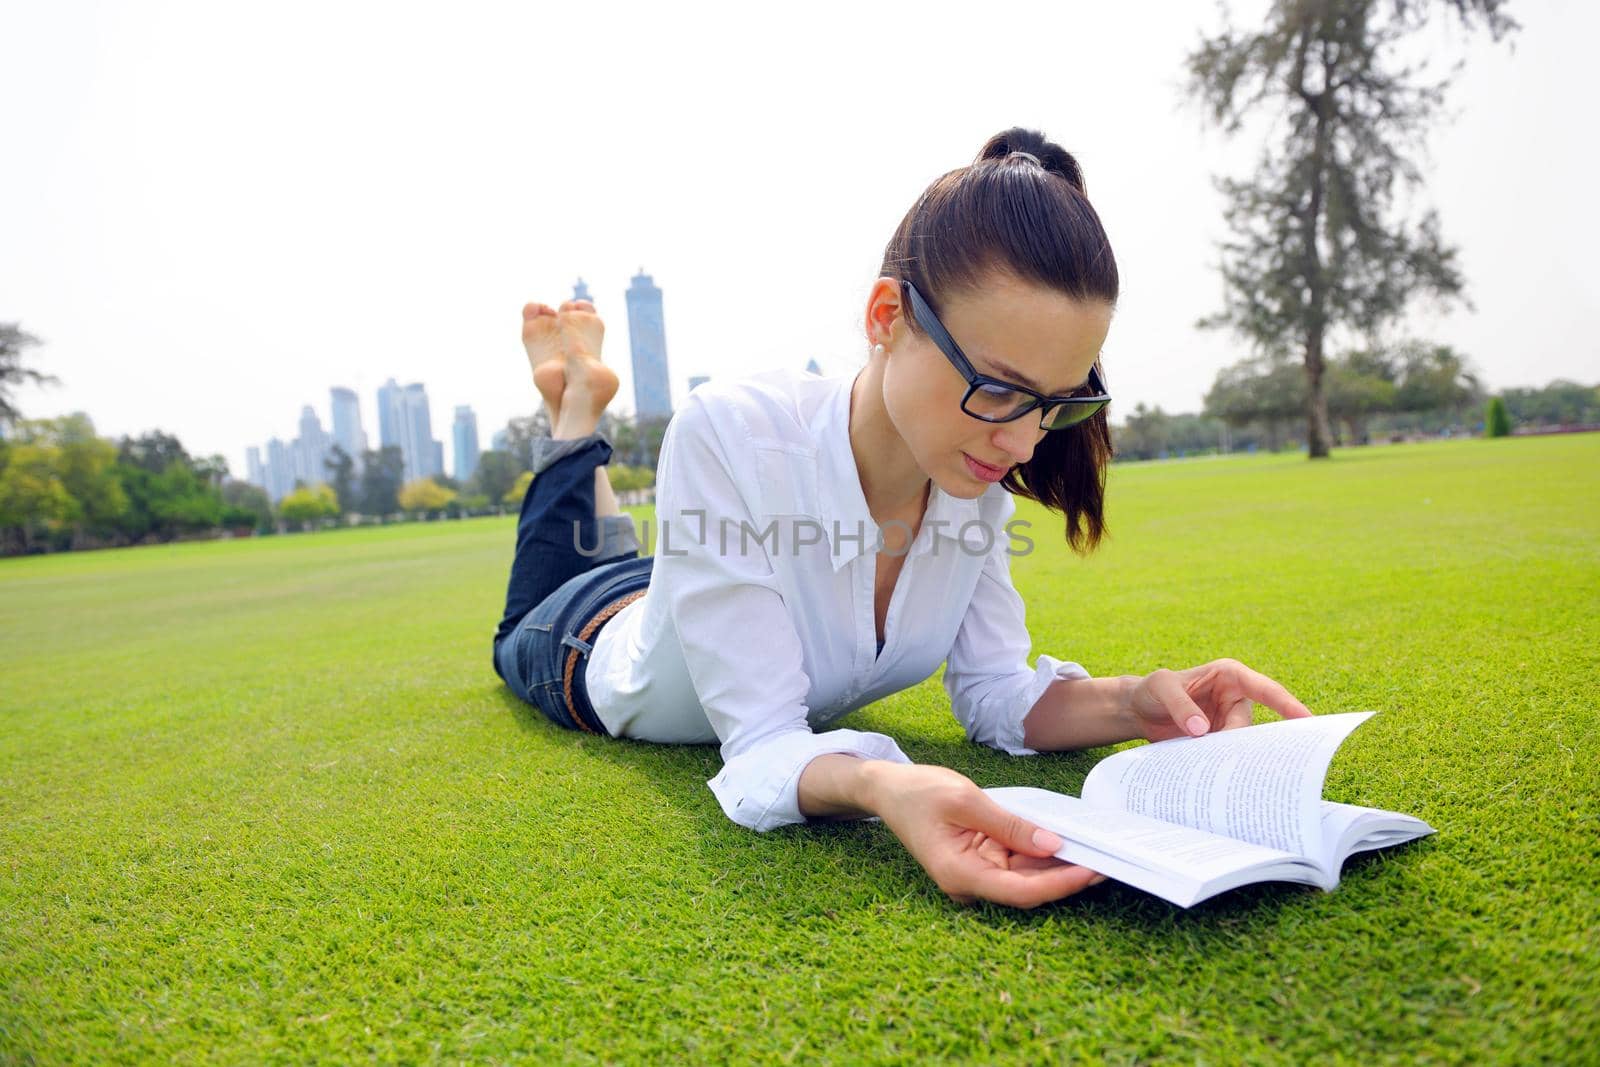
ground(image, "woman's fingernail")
xmin=1186 ymin=715 xmax=1208 ymax=736
xmin=1033 ymin=828 xmax=1063 ymax=851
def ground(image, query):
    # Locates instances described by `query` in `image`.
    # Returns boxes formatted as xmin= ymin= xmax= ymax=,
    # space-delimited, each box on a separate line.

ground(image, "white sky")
xmin=2 ymin=0 xmax=1594 ymax=477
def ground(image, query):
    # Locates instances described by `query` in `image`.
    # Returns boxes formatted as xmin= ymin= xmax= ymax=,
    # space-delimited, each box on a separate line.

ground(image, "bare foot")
xmin=523 ymin=302 xmax=566 ymax=424
xmin=556 ymin=299 xmax=604 ymax=362
xmin=553 ymin=300 xmax=620 ymax=439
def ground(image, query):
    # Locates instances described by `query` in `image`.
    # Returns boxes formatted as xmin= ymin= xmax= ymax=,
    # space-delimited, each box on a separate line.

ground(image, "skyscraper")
xmin=375 ymin=378 xmax=441 ymax=482
xmin=330 ymin=387 xmax=368 ymax=471
xmin=293 ymin=405 xmax=331 ymax=487
xmin=625 ymin=268 xmax=672 ymax=419
xmin=804 ymin=359 xmax=822 ymax=376
xmin=401 ymin=382 xmax=440 ymax=482
xmin=377 ymin=379 xmax=404 ymax=452
xmin=688 ymin=374 xmax=710 ymax=394
xmin=265 ymin=437 xmax=293 ymax=502
xmin=573 ymin=277 xmax=594 ymax=305
xmin=452 ymin=406 xmax=480 ymax=482
xmin=246 ymin=446 xmax=264 ymax=488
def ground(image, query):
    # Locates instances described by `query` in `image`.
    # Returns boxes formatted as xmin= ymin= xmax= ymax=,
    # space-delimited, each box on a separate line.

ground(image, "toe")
xmin=523 ymin=302 xmax=556 ymax=320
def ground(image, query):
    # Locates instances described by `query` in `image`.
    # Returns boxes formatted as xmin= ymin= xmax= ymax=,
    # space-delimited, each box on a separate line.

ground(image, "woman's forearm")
xmin=795 ymin=676 xmax=1141 ymax=822
xmin=1021 ymin=674 xmax=1143 ymax=751
xmin=796 ymin=753 xmax=898 ymax=821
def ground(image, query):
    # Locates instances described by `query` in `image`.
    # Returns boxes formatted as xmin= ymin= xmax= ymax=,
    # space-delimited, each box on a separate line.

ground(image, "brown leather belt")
xmin=562 ymin=589 xmax=648 ymax=734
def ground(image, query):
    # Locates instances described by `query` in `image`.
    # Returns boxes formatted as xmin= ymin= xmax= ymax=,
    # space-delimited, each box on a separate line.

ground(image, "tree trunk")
xmin=1303 ymin=325 xmax=1335 ymax=458
xmin=1298 ymin=32 xmax=1337 ymax=460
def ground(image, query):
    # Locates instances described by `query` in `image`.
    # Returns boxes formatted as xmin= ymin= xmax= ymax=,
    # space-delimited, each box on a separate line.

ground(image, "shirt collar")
xmin=811 ymin=370 xmax=982 ymax=573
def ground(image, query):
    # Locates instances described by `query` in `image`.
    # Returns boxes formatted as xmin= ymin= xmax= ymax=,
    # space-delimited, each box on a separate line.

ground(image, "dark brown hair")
xmin=877 ymin=126 xmax=1118 ymax=555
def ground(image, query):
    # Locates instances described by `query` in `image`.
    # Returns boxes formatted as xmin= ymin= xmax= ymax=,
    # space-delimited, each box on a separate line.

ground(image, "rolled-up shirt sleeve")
xmin=654 ymin=394 xmax=914 ymax=832
xmin=941 ymin=501 xmax=1090 ymax=757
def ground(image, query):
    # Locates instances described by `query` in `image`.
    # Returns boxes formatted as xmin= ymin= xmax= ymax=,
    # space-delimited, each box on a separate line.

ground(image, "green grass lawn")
xmin=2 ymin=434 xmax=1596 ymax=1064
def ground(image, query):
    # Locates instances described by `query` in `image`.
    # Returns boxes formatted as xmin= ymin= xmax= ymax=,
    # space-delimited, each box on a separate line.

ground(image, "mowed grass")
xmin=1 ymin=434 xmax=1596 ymax=1064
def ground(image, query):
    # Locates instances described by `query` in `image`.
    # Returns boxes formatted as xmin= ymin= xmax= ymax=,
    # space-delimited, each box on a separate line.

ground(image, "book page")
xmin=1079 ymin=712 xmax=1375 ymax=859
xmin=983 ymin=786 xmax=1312 ymax=906
xmin=1319 ymin=800 xmax=1437 ymax=871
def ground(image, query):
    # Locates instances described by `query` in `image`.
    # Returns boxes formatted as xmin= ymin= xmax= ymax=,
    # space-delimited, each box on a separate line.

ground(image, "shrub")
xmin=1485 ymin=395 xmax=1511 ymax=438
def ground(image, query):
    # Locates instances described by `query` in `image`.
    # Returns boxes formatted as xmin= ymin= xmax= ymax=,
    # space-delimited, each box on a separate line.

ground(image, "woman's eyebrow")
xmin=981 ymin=354 xmax=1085 ymax=395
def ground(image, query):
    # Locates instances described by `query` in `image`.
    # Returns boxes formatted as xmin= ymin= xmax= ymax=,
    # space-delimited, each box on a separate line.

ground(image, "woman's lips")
xmin=963 ymin=452 xmax=1008 ymax=482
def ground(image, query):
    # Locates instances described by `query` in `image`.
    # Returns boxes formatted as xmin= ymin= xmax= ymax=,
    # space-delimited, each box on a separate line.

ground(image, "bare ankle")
xmin=552 ymin=409 xmax=601 ymax=440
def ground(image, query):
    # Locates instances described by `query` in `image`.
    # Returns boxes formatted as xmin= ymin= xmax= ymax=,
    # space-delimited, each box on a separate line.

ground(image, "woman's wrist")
xmin=1020 ymin=674 xmax=1145 ymax=750
xmin=797 ymin=753 xmax=902 ymax=821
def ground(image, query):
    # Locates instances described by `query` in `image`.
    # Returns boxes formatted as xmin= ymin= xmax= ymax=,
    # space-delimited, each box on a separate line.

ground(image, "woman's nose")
xmin=991 ymin=419 xmax=1047 ymax=466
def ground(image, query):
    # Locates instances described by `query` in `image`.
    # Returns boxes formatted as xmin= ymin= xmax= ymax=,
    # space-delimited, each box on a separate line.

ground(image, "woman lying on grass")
xmin=492 ymin=126 xmax=1312 ymax=910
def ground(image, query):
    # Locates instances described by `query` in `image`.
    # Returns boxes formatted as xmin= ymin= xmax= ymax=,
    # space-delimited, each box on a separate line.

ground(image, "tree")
xmin=1484 ymin=395 xmax=1511 ymax=437
xmin=279 ymin=484 xmax=339 ymax=528
xmin=1203 ymin=353 xmax=1307 ymax=449
xmin=468 ymin=450 xmax=520 ymax=507
xmin=1499 ymin=380 xmax=1600 ymax=427
xmin=1325 ymin=352 xmax=1397 ymax=444
xmin=191 ymin=453 xmax=229 ymax=492
xmin=1118 ymin=404 xmax=1173 ymax=460
xmin=0 ymin=323 xmax=61 ymax=429
xmin=117 ymin=430 xmax=192 ymax=475
xmin=499 ymin=413 xmax=549 ymax=472
xmin=398 ymin=477 xmax=456 ymax=516
xmin=1185 ymin=0 xmax=1517 ymax=458
xmin=1392 ymin=340 xmax=1484 ymax=424
xmin=633 ymin=413 xmax=672 ymax=470
xmin=358 ymin=445 xmax=405 ymax=518
xmin=221 ymin=479 xmax=274 ymax=531
xmin=0 ymin=442 xmax=73 ymax=554
xmin=502 ymin=471 xmax=533 ymax=506
xmin=148 ymin=461 xmax=223 ymax=536
xmin=323 ymin=443 xmax=358 ymax=515
xmin=27 ymin=414 xmax=129 ymax=545
xmin=609 ymin=463 xmax=646 ymax=493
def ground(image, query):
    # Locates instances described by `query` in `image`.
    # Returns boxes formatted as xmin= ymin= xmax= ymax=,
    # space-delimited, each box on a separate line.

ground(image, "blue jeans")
xmin=492 ymin=432 xmax=654 ymax=735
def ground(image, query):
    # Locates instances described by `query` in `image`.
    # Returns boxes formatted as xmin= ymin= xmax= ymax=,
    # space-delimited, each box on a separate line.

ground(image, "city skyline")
xmin=242 ymin=272 xmax=687 ymax=496
xmin=247 ymin=382 xmax=480 ymax=502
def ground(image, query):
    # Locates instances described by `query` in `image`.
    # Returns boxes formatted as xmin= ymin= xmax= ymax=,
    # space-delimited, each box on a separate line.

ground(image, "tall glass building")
xmin=265 ymin=437 xmax=293 ymax=502
xmin=452 ymin=406 xmax=479 ymax=481
xmin=330 ymin=387 xmax=369 ymax=471
xmin=376 ymin=378 xmax=441 ymax=482
xmin=377 ymin=379 xmax=404 ymax=453
xmin=401 ymin=383 xmax=439 ymax=482
xmin=293 ymin=405 xmax=331 ymax=487
xmin=624 ymin=268 xmax=673 ymax=419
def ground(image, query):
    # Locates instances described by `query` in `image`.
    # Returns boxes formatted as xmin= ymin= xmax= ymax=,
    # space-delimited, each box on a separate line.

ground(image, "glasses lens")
xmin=1041 ymin=400 xmax=1108 ymax=430
xmin=964 ymin=382 xmax=1035 ymax=422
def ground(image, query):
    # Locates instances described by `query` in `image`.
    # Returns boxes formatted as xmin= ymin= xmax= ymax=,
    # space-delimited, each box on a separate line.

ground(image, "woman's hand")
xmin=1126 ymin=657 xmax=1313 ymax=742
xmin=868 ymin=763 xmax=1104 ymax=909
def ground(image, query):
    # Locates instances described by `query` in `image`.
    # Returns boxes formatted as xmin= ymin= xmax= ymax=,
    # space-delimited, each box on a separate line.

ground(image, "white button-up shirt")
xmin=584 ymin=367 xmax=1091 ymax=833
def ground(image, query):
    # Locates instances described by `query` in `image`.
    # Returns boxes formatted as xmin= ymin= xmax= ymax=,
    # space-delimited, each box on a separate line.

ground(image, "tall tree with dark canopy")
xmin=323 ymin=443 xmax=358 ymax=515
xmin=1185 ymin=0 xmax=1517 ymax=458
xmin=0 ymin=323 xmax=61 ymax=427
xmin=358 ymin=446 xmax=405 ymax=518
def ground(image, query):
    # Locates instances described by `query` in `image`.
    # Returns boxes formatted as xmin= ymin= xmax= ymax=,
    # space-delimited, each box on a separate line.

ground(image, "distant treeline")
xmin=1112 ymin=343 xmax=1596 ymax=462
xmin=0 ymin=408 xmax=665 ymax=557
xmin=2 ymin=372 xmax=1591 ymax=555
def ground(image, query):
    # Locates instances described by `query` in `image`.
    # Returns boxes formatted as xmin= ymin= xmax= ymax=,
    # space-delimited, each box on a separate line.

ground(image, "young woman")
xmin=492 ymin=128 xmax=1312 ymax=910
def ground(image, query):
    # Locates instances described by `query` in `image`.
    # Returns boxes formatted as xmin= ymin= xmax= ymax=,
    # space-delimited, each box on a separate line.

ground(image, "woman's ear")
xmin=864 ymin=276 xmax=904 ymax=348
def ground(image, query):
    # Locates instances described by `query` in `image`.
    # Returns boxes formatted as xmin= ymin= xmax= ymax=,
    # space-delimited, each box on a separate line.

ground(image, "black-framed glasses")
xmin=900 ymin=278 xmax=1111 ymax=430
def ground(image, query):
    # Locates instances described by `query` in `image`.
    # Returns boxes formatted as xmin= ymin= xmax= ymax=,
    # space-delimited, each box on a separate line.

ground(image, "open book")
xmin=983 ymin=711 xmax=1435 ymax=908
